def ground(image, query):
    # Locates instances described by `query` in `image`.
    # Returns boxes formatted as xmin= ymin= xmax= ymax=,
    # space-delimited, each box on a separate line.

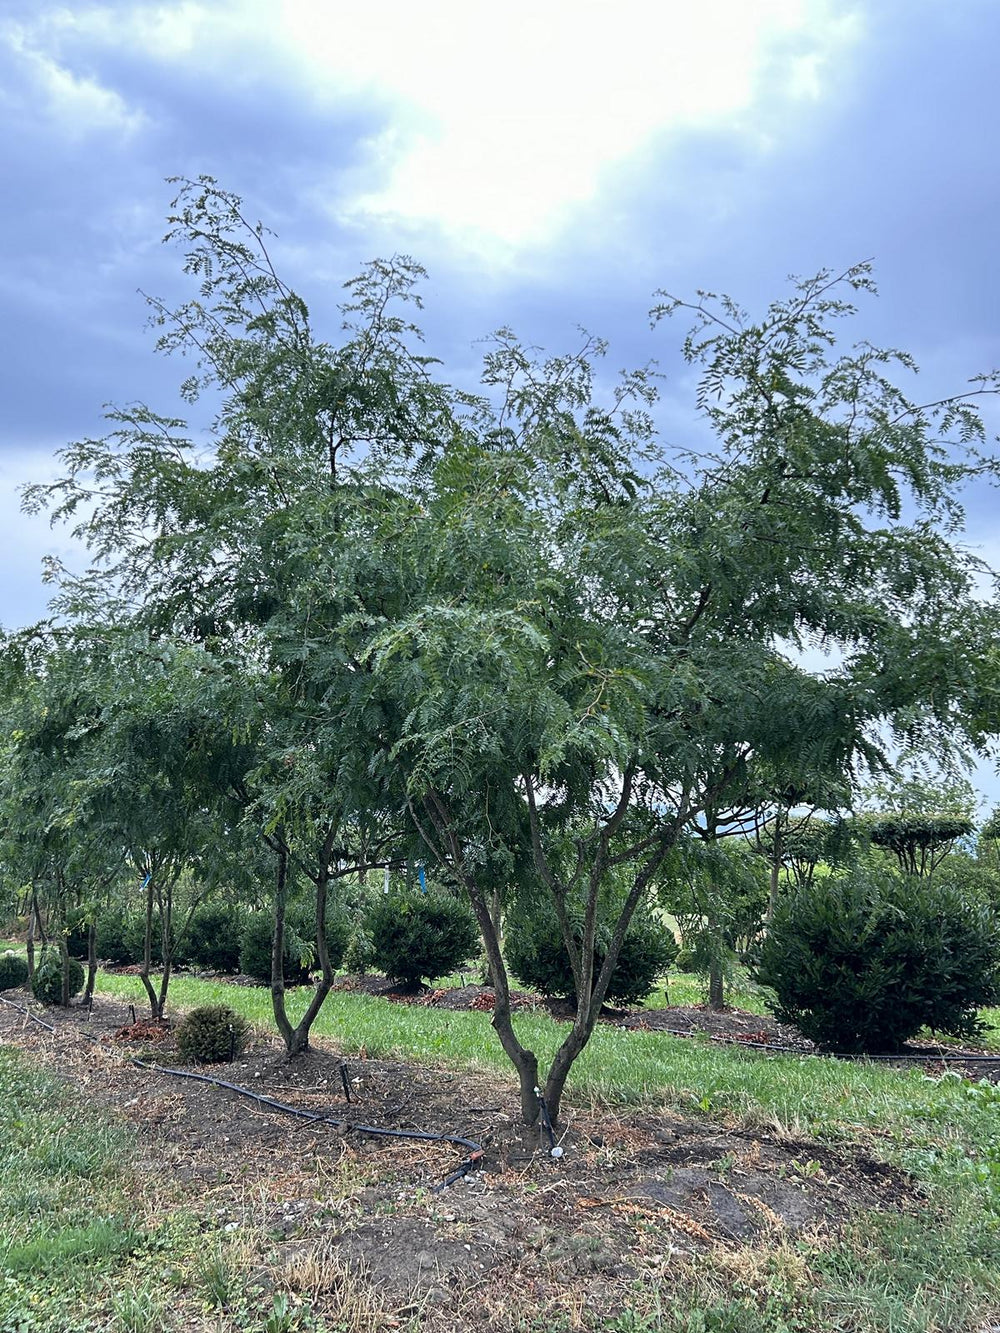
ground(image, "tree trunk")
xmin=481 ymin=886 xmax=504 ymax=987
xmin=466 ymin=878 xmax=539 ymax=1124
xmin=139 ymin=873 xmax=160 ymax=1019
xmin=270 ymin=836 xmax=297 ymax=1053
xmin=767 ymin=820 xmax=783 ymax=923
xmin=708 ymin=954 xmax=725 ymax=1010
xmin=83 ymin=921 xmax=98 ymax=1004
xmin=25 ymin=893 xmax=38 ymax=980
xmin=58 ymin=934 xmax=71 ymax=1007
xmin=281 ymin=859 xmax=337 ymax=1057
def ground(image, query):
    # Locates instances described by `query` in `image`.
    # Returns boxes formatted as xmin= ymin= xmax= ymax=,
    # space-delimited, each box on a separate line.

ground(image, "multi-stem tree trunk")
xmin=58 ymin=933 xmax=72 ymax=1008
xmin=25 ymin=888 xmax=41 ymax=980
xmin=139 ymin=871 xmax=162 ymax=1019
xmin=83 ymin=920 xmax=98 ymax=1004
xmin=767 ymin=813 xmax=783 ymax=924
xmin=271 ymin=829 xmax=339 ymax=1056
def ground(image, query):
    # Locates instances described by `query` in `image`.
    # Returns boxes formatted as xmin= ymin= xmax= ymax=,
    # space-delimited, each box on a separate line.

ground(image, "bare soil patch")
xmin=0 ymin=987 xmax=924 ymax=1329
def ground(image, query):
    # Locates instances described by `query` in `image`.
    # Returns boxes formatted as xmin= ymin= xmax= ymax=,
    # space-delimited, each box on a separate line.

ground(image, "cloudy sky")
xmin=2 ymin=0 xmax=999 ymax=796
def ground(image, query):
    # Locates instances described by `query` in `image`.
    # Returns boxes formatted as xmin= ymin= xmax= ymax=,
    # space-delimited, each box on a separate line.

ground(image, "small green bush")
xmin=176 ymin=1005 xmax=251 ymax=1064
xmin=238 ymin=901 xmax=351 ymax=983
xmin=755 ymin=869 xmax=1000 ymax=1052
xmin=368 ymin=891 xmax=479 ymax=987
xmin=179 ymin=903 xmax=244 ymax=973
xmin=288 ymin=900 xmax=351 ymax=974
xmin=65 ymin=917 xmax=91 ymax=961
xmin=674 ymin=946 xmax=697 ymax=974
xmin=0 ymin=953 xmax=29 ymax=991
xmin=239 ymin=911 xmax=309 ymax=984
xmin=92 ymin=908 xmax=164 ymax=966
xmin=506 ymin=897 xmax=677 ymax=1007
xmin=31 ymin=955 xmax=85 ymax=1006
xmin=342 ymin=924 xmax=376 ymax=975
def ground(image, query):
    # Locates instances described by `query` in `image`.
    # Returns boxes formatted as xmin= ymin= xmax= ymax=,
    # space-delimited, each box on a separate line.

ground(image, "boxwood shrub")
xmin=0 ymin=953 xmax=29 ymax=992
xmin=31 ymin=954 xmax=85 ymax=1006
xmin=505 ymin=896 xmax=677 ymax=1007
xmin=367 ymin=891 xmax=479 ymax=987
xmin=755 ymin=868 xmax=1000 ymax=1052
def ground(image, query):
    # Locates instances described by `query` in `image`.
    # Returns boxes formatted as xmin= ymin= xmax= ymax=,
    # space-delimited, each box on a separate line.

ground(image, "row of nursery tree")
xmin=3 ymin=179 xmax=1000 ymax=1124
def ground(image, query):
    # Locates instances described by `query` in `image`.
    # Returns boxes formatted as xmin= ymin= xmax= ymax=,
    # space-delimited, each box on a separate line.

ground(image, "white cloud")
xmin=2 ymin=18 xmax=146 ymax=138
xmin=11 ymin=0 xmax=863 ymax=248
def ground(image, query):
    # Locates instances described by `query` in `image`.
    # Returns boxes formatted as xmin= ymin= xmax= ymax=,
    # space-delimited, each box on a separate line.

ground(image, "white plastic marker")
xmin=383 ymin=868 xmax=390 ymax=895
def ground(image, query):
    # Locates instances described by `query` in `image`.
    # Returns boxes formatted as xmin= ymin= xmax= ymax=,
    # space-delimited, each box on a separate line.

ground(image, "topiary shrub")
xmin=179 ymin=903 xmax=245 ymax=973
xmin=368 ymin=892 xmax=479 ymax=987
xmin=31 ymin=954 xmax=85 ymax=1006
xmin=755 ymin=869 xmax=1000 ymax=1052
xmin=0 ymin=953 xmax=29 ymax=991
xmin=342 ymin=924 xmax=376 ymax=975
xmin=238 ymin=902 xmax=351 ymax=984
xmin=93 ymin=907 xmax=144 ymax=965
xmin=176 ymin=1004 xmax=251 ymax=1064
xmin=288 ymin=900 xmax=352 ymax=974
xmin=505 ymin=897 xmax=677 ymax=1007
xmin=238 ymin=911 xmax=310 ymax=984
xmin=674 ymin=945 xmax=698 ymax=974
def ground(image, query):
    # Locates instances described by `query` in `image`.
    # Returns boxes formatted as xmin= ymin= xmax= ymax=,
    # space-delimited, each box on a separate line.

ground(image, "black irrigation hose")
xmin=0 ymin=995 xmax=484 ymax=1186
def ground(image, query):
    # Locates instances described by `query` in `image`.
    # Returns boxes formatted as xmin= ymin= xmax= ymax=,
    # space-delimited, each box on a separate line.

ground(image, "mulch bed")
xmin=0 ymin=985 xmax=954 ymax=1330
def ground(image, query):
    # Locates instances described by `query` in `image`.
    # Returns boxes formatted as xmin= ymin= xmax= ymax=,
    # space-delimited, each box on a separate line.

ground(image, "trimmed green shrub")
xmin=288 ymin=901 xmax=351 ymax=974
xmin=239 ymin=911 xmax=310 ymax=984
xmin=178 ymin=903 xmax=244 ymax=973
xmin=368 ymin=891 xmax=479 ymax=987
xmin=505 ymin=897 xmax=677 ymax=1007
xmin=674 ymin=946 xmax=697 ymax=974
xmin=238 ymin=901 xmax=351 ymax=984
xmin=342 ymin=924 xmax=376 ymax=975
xmin=0 ymin=953 xmax=29 ymax=991
xmin=91 ymin=908 xmax=164 ymax=966
xmin=31 ymin=955 xmax=85 ymax=1006
xmin=755 ymin=869 xmax=1000 ymax=1052
xmin=176 ymin=1004 xmax=251 ymax=1064
xmin=65 ymin=917 xmax=90 ymax=961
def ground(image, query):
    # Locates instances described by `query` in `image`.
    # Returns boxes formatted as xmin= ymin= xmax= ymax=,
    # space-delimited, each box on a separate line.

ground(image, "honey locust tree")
xmin=366 ymin=265 xmax=1000 ymax=1124
xmin=22 ymin=179 xmax=454 ymax=1050
xmin=21 ymin=179 xmax=1000 ymax=1118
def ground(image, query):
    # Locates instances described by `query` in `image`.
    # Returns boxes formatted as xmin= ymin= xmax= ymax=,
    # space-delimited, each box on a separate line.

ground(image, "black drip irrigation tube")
xmin=0 ymin=995 xmax=483 ymax=1191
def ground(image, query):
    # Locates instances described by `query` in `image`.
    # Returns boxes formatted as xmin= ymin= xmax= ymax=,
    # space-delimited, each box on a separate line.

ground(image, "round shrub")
xmin=238 ymin=911 xmax=310 ymax=984
xmin=0 ymin=953 xmax=29 ymax=991
xmin=288 ymin=901 xmax=351 ymax=974
xmin=238 ymin=902 xmax=351 ymax=984
xmin=506 ymin=897 xmax=677 ymax=1007
xmin=179 ymin=903 xmax=244 ymax=973
xmin=342 ymin=924 xmax=376 ymax=975
xmin=89 ymin=907 xmax=146 ymax=965
xmin=177 ymin=1005 xmax=251 ymax=1064
xmin=31 ymin=955 xmax=85 ymax=1006
xmin=65 ymin=917 xmax=91 ymax=961
xmin=368 ymin=892 xmax=479 ymax=987
xmin=755 ymin=869 xmax=1000 ymax=1052
xmin=674 ymin=946 xmax=698 ymax=974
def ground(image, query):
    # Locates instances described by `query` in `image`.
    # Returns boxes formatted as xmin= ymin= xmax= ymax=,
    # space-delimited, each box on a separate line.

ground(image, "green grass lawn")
xmin=6 ymin=959 xmax=1000 ymax=1330
xmin=4 ymin=965 xmax=1000 ymax=1330
xmin=0 ymin=1046 xmax=216 ymax=1332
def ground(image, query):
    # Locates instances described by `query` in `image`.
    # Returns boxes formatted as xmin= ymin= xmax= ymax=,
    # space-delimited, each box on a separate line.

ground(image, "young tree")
xmin=20 ymin=187 xmax=1000 ymax=1123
